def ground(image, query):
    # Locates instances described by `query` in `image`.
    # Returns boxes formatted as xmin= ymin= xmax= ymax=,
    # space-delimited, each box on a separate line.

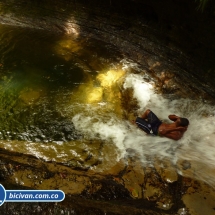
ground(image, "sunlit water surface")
xmin=0 ymin=24 xmax=215 ymax=186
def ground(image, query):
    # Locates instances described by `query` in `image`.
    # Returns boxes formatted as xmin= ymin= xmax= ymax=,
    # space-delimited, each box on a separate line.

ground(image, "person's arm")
xmin=168 ymin=115 xmax=179 ymax=122
xmin=160 ymin=126 xmax=188 ymax=140
xmin=162 ymin=131 xmax=182 ymax=141
xmin=159 ymin=126 xmax=187 ymax=135
xmin=166 ymin=126 xmax=187 ymax=134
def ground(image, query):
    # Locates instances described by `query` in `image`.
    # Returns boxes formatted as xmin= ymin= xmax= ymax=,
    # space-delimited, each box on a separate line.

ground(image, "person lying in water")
xmin=134 ymin=109 xmax=189 ymax=140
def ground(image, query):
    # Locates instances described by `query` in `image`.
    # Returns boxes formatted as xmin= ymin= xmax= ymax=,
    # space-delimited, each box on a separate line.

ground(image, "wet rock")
xmin=144 ymin=182 xmax=162 ymax=201
xmin=177 ymin=208 xmax=188 ymax=215
xmin=122 ymin=167 xmax=144 ymax=199
xmin=0 ymin=2 xmax=214 ymax=214
xmin=154 ymin=159 xmax=178 ymax=183
xmin=156 ymin=199 xmax=173 ymax=210
xmin=182 ymin=180 xmax=215 ymax=215
xmin=0 ymin=164 xmax=9 ymax=180
xmin=2 ymin=148 xmax=215 ymax=214
xmin=104 ymin=158 xmax=126 ymax=176
xmin=177 ymin=159 xmax=215 ymax=187
xmin=181 ymin=160 xmax=191 ymax=170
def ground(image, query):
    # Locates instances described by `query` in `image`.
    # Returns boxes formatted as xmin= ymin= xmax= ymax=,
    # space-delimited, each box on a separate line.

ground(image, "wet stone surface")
xmin=1 ymin=149 xmax=215 ymax=214
xmin=0 ymin=1 xmax=215 ymax=214
xmin=0 ymin=0 xmax=215 ymax=100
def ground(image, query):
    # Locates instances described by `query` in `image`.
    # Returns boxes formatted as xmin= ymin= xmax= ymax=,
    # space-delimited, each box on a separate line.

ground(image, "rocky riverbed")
xmin=0 ymin=147 xmax=215 ymax=214
xmin=0 ymin=0 xmax=215 ymax=214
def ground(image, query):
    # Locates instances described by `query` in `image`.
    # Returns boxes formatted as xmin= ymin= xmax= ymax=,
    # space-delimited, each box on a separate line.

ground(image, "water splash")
xmin=0 ymin=22 xmax=214 ymax=186
xmin=72 ymin=70 xmax=215 ymax=185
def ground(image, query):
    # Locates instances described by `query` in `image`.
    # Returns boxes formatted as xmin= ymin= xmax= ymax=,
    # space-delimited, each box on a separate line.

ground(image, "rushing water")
xmin=0 ymin=24 xmax=215 ymax=187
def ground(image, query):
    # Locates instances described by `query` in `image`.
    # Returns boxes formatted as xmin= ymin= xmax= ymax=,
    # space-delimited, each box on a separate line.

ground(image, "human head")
xmin=178 ymin=117 xmax=189 ymax=127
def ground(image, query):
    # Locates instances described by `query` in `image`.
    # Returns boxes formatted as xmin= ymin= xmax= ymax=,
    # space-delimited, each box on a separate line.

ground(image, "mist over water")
xmin=72 ymin=70 xmax=215 ymax=185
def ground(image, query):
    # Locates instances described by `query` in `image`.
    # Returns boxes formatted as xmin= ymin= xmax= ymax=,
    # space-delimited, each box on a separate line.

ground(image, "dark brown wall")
xmin=1 ymin=0 xmax=215 ymax=96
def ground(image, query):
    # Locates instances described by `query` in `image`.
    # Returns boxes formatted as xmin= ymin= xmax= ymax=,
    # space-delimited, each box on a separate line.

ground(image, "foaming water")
xmin=72 ymin=72 xmax=215 ymax=185
xmin=0 ymin=24 xmax=214 ymax=186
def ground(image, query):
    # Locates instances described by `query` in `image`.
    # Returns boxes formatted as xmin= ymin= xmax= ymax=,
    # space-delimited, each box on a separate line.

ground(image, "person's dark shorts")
xmin=135 ymin=111 xmax=162 ymax=135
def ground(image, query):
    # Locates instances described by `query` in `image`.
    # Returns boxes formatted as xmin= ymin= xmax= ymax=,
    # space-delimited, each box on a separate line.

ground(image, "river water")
xmin=0 ymin=23 xmax=215 ymax=188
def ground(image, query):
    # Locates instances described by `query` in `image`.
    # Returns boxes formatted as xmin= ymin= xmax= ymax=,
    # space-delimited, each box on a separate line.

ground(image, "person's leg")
xmin=141 ymin=109 xmax=151 ymax=119
xmin=135 ymin=117 xmax=151 ymax=134
xmin=147 ymin=111 xmax=162 ymax=135
xmin=147 ymin=110 xmax=160 ymax=124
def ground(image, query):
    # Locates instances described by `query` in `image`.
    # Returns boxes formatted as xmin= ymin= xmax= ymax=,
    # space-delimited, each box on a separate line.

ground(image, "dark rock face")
xmin=0 ymin=0 xmax=215 ymax=97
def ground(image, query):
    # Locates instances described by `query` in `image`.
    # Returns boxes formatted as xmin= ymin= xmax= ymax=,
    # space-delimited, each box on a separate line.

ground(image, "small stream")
xmin=0 ymin=23 xmax=215 ymax=189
